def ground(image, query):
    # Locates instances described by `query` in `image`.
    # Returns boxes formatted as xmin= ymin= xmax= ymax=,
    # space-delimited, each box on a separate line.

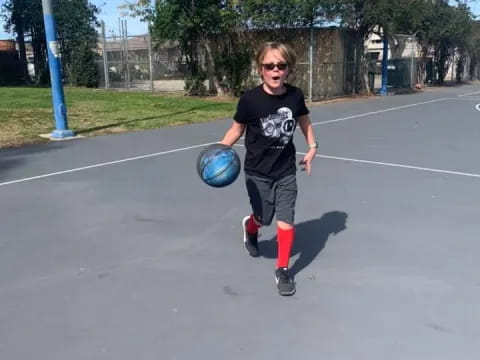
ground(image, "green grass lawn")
xmin=0 ymin=87 xmax=237 ymax=148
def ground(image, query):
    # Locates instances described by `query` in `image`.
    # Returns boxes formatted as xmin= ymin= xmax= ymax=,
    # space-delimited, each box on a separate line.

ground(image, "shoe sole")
xmin=242 ymin=216 xmax=259 ymax=257
xmin=242 ymin=216 xmax=249 ymax=245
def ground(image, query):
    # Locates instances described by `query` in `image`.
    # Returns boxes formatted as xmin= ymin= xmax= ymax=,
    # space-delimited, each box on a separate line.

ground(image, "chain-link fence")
xmin=295 ymin=61 xmax=357 ymax=99
xmin=292 ymin=29 xmax=359 ymax=100
xmin=96 ymin=21 xmax=188 ymax=92
xmin=96 ymin=22 xmax=480 ymax=96
xmin=95 ymin=21 xmax=363 ymax=99
xmin=96 ymin=22 xmax=388 ymax=100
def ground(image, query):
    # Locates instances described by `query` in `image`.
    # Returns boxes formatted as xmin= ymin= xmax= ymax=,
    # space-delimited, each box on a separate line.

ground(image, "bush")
xmin=214 ymin=48 xmax=252 ymax=96
xmin=65 ymin=42 xmax=98 ymax=87
xmin=184 ymin=70 xmax=207 ymax=96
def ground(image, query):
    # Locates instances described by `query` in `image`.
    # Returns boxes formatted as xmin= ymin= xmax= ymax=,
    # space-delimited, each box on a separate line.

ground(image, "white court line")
xmin=458 ymin=90 xmax=480 ymax=97
xmin=449 ymin=97 xmax=480 ymax=101
xmin=0 ymin=95 xmax=469 ymax=187
xmin=0 ymin=142 xmax=218 ymax=187
xmin=449 ymin=98 xmax=480 ymax=111
xmin=311 ymin=98 xmax=449 ymax=126
xmin=296 ymin=152 xmax=480 ymax=179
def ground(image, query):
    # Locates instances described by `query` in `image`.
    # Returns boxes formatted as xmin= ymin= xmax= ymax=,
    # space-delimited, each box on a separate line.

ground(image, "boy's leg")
xmin=246 ymin=214 xmax=261 ymax=234
xmin=242 ymin=214 xmax=260 ymax=257
xmin=243 ymin=175 xmax=275 ymax=257
xmin=276 ymin=221 xmax=295 ymax=268
xmin=274 ymin=174 xmax=297 ymax=296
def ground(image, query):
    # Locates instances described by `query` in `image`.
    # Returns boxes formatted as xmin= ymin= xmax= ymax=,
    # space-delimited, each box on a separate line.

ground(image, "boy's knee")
xmin=275 ymin=209 xmax=295 ymax=227
xmin=277 ymin=220 xmax=294 ymax=230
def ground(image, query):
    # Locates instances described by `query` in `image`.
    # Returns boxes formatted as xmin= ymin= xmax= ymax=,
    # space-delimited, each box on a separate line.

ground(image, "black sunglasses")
xmin=262 ymin=63 xmax=288 ymax=71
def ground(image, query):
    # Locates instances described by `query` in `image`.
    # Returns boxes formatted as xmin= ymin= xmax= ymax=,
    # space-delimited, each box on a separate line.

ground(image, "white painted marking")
xmin=449 ymin=97 xmax=480 ymax=101
xmin=0 ymin=94 xmax=473 ymax=188
xmin=295 ymin=152 xmax=480 ymax=179
xmin=0 ymin=142 xmax=218 ymax=187
xmin=476 ymin=104 xmax=480 ymax=112
xmin=458 ymin=90 xmax=480 ymax=97
xmin=311 ymin=98 xmax=449 ymax=126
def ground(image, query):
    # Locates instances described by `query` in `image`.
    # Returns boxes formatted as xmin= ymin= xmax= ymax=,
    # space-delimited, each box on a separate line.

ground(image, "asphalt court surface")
xmin=1 ymin=84 xmax=480 ymax=359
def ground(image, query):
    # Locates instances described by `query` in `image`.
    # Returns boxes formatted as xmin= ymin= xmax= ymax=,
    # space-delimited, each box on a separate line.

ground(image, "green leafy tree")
xmin=1 ymin=0 xmax=100 ymax=86
xmin=413 ymin=1 xmax=473 ymax=84
xmin=466 ymin=20 xmax=480 ymax=80
xmin=241 ymin=0 xmax=334 ymax=42
xmin=434 ymin=2 xmax=472 ymax=83
xmin=55 ymin=0 xmax=100 ymax=87
xmin=119 ymin=0 xmax=154 ymax=21
xmin=336 ymin=0 xmax=432 ymax=92
xmin=152 ymin=0 xmax=241 ymax=95
xmin=335 ymin=0 xmax=384 ymax=93
xmin=1 ymin=0 xmax=29 ymax=82
xmin=1 ymin=0 xmax=43 ymax=82
xmin=1 ymin=0 xmax=48 ymax=83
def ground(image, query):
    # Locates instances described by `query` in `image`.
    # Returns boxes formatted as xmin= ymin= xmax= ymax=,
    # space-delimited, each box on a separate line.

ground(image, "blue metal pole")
xmin=380 ymin=29 xmax=388 ymax=96
xmin=41 ymin=0 xmax=75 ymax=139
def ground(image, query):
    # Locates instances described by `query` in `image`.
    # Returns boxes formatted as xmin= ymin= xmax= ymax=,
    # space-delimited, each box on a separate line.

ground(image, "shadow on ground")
xmin=0 ymin=142 xmax=66 ymax=181
xmin=259 ymin=211 xmax=348 ymax=275
xmin=0 ymin=159 xmax=25 ymax=181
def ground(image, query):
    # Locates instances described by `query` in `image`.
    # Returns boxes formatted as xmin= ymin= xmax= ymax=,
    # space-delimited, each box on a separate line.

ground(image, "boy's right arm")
xmin=220 ymin=120 xmax=246 ymax=146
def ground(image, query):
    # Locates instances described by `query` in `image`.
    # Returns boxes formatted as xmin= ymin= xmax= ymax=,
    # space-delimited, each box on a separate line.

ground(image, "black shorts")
xmin=245 ymin=173 xmax=297 ymax=226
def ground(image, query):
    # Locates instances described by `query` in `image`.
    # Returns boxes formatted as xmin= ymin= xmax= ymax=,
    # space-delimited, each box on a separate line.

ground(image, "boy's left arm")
xmin=297 ymin=114 xmax=317 ymax=175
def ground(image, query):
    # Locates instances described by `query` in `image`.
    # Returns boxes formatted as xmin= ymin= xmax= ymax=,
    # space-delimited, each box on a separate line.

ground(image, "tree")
xmin=2 ymin=0 xmax=50 ymax=83
xmin=128 ymin=0 xmax=478 ymax=95
xmin=152 ymin=0 xmax=241 ymax=95
xmin=119 ymin=0 xmax=154 ymax=21
xmin=1 ymin=0 xmax=100 ymax=86
xmin=336 ymin=0 xmax=434 ymax=92
xmin=335 ymin=0 xmax=382 ymax=93
xmin=413 ymin=1 xmax=473 ymax=84
xmin=466 ymin=20 xmax=480 ymax=80
xmin=435 ymin=2 xmax=472 ymax=83
xmin=241 ymin=0 xmax=334 ymax=42
xmin=1 ymin=0 xmax=40 ymax=83
xmin=55 ymin=0 xmax=100 ymax=87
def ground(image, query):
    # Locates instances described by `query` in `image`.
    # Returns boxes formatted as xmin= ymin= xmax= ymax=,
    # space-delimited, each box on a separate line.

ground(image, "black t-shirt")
xmin=234 ymin=84 xmax=309 ymax=180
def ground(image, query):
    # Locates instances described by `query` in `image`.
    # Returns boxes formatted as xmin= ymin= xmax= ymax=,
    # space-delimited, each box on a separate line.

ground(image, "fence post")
xmin=101 ymin=21 xmax=109 ymax=89
xmin=353 ymin=45 xmax=357 ymax=95
xmin=148 ymin=22 xmax=154 ymax=92
xmin=123 ymin=19 xmax=130 ymax=90
xmin=308 ymin=26 xmax=314 ymax=103
xmin=409 ymin=37 xmax=415 ymax=88
xmin=118 ymin=18 xmax=124 ymax=89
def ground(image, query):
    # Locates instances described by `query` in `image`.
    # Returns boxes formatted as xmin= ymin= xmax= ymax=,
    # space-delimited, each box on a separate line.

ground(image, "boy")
xmin=220 ymin=42 xmax=317 ymax=296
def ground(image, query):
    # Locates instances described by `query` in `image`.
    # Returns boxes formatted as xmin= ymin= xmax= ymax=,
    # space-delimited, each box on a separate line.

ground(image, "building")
xmin=0 ymin=40 xmax=22 ymax=84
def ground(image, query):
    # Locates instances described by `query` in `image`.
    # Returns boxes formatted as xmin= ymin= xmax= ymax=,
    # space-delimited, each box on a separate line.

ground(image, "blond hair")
xmin=255 ymin=42 xmax=297 ymax=80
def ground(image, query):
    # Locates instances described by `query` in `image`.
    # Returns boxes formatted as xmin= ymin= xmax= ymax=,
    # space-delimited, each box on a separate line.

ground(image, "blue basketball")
xmin=197 ymin=144 xmax=241 ymax=188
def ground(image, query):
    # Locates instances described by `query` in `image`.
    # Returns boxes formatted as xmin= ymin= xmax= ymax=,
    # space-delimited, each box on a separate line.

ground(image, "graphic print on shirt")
xmin=259 ymin=107 xmax=296 ymax=146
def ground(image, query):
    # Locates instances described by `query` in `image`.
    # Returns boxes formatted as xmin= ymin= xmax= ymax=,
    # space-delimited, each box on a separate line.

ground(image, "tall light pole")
xmin=398 ymin=31 xmax=418 ymax=88
xmin=41 ymin=0 xmax=75 ymax=139
xmin=408 ymin=36 xmax=415 ymax=88
xmin=379 ymin=27 xmax=388 ymax=96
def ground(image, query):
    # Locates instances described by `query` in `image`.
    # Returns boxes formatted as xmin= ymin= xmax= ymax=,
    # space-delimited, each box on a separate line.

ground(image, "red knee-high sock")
xmin=246 ymin=214 xmax=261 ymax=234
xmin=277 ymin=226 xmax=295 ymax=268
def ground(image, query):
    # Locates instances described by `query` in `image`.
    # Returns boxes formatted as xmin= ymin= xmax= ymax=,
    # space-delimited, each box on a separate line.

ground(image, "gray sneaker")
xmin=242 ymin=216 xmax=259 ymax=257
xmin=275 ymin=267 xmax=296 ymax=296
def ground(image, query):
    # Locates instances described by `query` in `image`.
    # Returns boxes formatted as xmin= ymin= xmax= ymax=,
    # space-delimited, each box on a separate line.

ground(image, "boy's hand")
xmin=299 ymin=148 xmax=317 ymax=175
